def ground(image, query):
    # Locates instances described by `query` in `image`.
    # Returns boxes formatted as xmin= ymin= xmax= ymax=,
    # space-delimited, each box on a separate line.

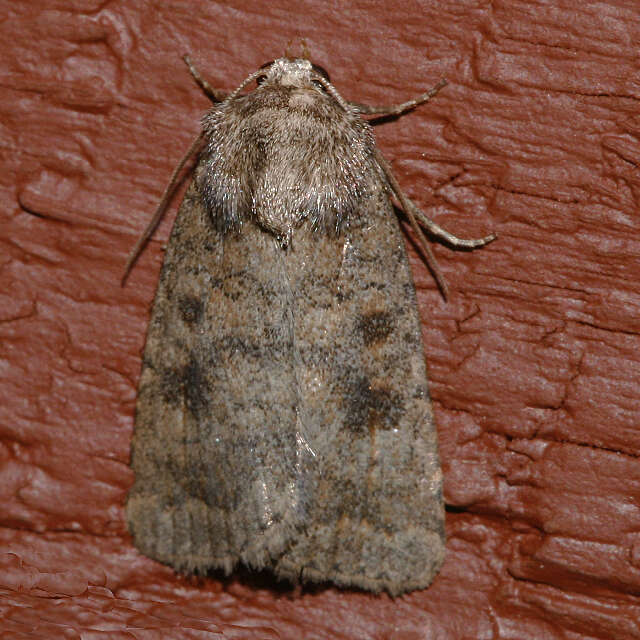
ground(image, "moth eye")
xmin=312 ymin=78 xmax=327 ymax=92
xmin=311 ymin=63 xmax=330 ymax=82
xmin=256 ymin=60 xmax=274 ymax=85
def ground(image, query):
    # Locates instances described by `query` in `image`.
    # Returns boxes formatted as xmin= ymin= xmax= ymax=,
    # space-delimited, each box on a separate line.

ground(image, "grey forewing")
xmin=127 ymin=177 xmax=313 ymax=572
xmin=271 ymin=189 xmax=444 ymax=594
xmin=127 ymin=172 xmax=444 ymax=593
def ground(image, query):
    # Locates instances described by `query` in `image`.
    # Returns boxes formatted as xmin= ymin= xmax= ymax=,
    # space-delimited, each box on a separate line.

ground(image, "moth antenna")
xmin=183 ymin=54 xmax=228 ymax=103
xmin=314 ymin=74 xmax=351 ymax=113
xmin=121 ymin=131 xmax=206 ymax=285
xmin=226 ymin=68 xmax=266 ymax=100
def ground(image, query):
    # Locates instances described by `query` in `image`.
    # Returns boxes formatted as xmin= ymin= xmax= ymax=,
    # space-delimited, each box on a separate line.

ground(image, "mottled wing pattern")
xmin=126 ymin=173 xmax=313 ymax=573
xmin=127 ymin=167 xmax=444 ymax=595
xmin=273 ymin=189 xmax=445 ymax=595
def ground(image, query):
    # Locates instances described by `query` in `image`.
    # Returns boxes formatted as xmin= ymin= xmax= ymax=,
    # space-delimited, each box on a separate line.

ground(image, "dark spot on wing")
xmin=344 ymin=375 xmax=404 ymax=432
xmin=159 ymin=354 xmax=210 ymax=419
xmin=159 ymin=367 xmax=182 ymax=407
xmin=179 ymin=295 xmax=204 ymax=324
xmin=357 ymin=310 xmax=395 ymax=345
xmin=183 ymin=354 xmax=210 ymax=420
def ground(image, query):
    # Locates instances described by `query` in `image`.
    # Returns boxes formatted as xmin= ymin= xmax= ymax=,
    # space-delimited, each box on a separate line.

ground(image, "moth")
xmin=125 ymin=54 xmax=495 ymax=596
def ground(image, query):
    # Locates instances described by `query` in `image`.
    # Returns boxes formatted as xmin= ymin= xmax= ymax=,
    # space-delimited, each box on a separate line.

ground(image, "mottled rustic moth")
xmin=125 ymin=53 xmax=495 ymax=596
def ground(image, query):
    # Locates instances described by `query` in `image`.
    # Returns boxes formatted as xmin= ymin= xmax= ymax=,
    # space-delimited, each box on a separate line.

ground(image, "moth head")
xmin=256 ymin=58 xmax=330 ymax=92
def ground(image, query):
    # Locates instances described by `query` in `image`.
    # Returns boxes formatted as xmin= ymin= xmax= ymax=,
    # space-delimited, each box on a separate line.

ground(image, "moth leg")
xmin=122 ymin=132 xmax=206 ymax=283
xmin=350 ymin=79 xmax=447 ymax=116
xmin=375 ymin=150 xmax=496 ymax=300
xmin=183 ymin=54 xmax=229 ymax=103
xmin=406 ymin=198 xmax=497 ymax=249
xmin=376 ymin=150 xmax=449 ymax=298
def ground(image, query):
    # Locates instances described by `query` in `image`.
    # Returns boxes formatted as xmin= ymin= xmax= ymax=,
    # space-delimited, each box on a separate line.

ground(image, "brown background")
xmin=2 ymin=1 xmax=640 ymax=638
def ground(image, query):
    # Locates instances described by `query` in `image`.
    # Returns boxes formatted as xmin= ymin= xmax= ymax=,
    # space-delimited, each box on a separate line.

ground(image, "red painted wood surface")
xmin=2 ymin=2 xmax=639 ymax=638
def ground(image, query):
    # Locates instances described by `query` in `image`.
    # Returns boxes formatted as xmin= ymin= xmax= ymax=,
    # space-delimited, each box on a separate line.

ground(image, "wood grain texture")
xmin=2 ymin=1 xmax=639 ymax=637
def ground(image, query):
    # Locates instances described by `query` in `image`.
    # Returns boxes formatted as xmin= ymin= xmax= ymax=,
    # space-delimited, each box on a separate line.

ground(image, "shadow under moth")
xmin=125 ymin=54 xmax=495 ymax=596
